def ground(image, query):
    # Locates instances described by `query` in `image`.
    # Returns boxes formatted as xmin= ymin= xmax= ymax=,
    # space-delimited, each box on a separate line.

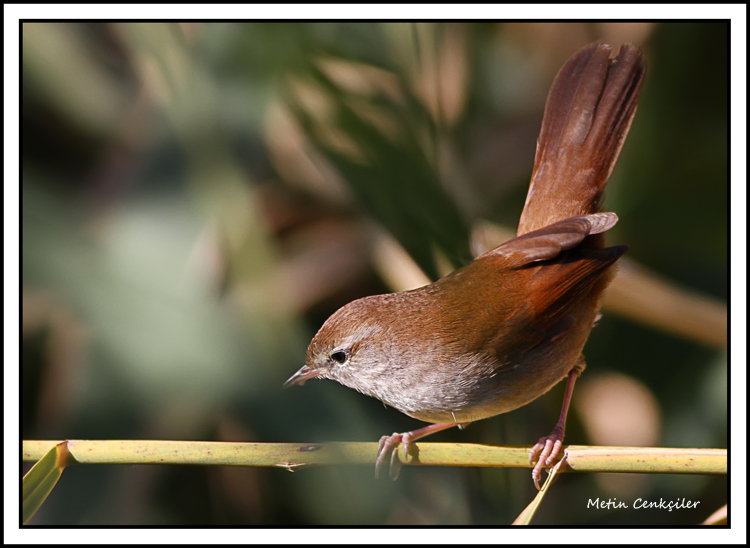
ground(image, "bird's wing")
xmin=479 ymin=212 xmax=619 ymax=268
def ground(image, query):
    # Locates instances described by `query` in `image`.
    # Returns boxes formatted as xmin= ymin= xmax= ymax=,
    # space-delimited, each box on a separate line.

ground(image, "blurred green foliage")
xmin=22 ymin=22 xmax=727 ymax=525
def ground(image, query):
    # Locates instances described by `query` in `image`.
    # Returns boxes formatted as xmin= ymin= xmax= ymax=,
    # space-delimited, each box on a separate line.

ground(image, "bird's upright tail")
xmin=517 ymin=43 xmax=646 ymax=236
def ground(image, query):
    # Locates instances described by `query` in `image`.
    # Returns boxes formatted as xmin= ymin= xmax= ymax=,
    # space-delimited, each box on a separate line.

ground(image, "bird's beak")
xmin=283 ymin=365 xmax=322 ymax=388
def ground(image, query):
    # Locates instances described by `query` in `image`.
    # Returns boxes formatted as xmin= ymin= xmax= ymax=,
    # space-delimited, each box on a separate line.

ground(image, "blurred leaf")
xmin=22 ymin=441 xmax=72 ymax=525
xmin=23 ymin=23 xmax=128 ymax=135
xmin=287 ymin=58 xmax=473 ymax=281
xmin=701 ymin=504 xmax=727 ymax=525
xmin=512 ymin=457 xmax=565 ymax=525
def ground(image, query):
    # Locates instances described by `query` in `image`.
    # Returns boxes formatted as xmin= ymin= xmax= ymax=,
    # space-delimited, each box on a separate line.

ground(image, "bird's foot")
xmin=374 ymin=422 xmax=462 ymax=481
xmin=529 ymin=427 xmax=565 ymax=490
xmin=375 ymin=432 xmax=412 ymax=481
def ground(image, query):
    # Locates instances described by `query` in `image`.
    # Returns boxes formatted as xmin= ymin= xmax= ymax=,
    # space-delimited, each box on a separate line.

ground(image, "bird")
xmin=284 ymin=42 xmax=646 ymax=487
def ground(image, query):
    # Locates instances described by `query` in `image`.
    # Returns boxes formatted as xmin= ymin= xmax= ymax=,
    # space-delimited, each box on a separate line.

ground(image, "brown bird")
xmin=285 ymin=42 xmax=646 ymax=487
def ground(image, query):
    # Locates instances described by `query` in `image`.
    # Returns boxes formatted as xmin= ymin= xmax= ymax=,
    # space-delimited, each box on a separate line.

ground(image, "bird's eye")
xmin=330 ymin=350 xmax=348 ymax=364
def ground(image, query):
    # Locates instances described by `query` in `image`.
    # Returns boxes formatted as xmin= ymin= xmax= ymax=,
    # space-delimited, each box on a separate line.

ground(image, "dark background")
xmin=21 ymin=22 xmax=727 ymax=526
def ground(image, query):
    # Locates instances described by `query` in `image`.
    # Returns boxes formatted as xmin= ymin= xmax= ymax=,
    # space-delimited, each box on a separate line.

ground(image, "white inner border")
xmin=6 ymin=4 xmax=746 ymax=544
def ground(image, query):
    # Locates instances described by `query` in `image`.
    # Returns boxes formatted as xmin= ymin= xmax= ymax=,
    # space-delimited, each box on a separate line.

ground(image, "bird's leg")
xmin=375 ymin=422 xmax=462 ymax=480
xmin=529 ymin=356 xmax=586 ymax=489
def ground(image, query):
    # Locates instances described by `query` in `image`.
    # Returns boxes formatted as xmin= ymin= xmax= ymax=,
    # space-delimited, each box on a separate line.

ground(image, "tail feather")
xmin=517 ymin=43 xmax=645 ymax=236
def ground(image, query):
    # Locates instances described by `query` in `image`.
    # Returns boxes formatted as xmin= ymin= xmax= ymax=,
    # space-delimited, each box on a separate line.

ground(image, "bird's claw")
xmin=375 ymin=432 xmax=409 ymax=481
xmin=529 ymin=429 xmax=565 ymax=489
